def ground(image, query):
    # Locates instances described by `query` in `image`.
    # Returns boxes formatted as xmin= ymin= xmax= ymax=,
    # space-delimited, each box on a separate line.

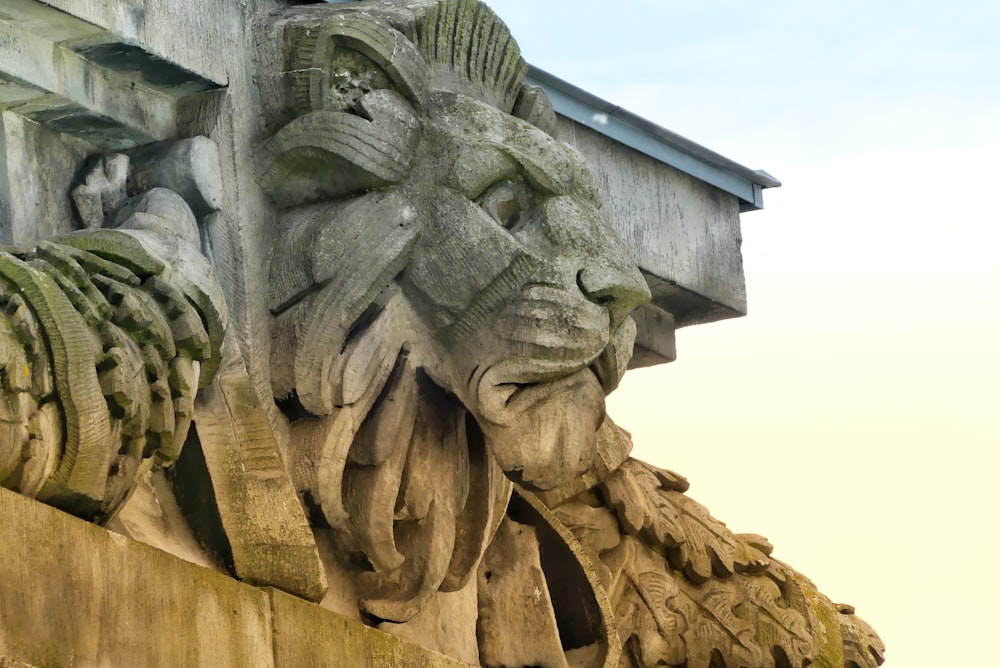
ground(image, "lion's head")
xmin=256 ymin=0 xmax=649 ymax=621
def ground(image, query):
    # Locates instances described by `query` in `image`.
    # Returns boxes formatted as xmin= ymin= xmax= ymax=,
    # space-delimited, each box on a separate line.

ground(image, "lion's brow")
xmin=452 ymin=146 xmax=520 ymax=198
xmin=504 ymin=145 xmax=575 ymax=196
xmin=497 ymin=125 xmax=590 ymax=198
xmin=450 ymin=122 xmax=592 ymax=201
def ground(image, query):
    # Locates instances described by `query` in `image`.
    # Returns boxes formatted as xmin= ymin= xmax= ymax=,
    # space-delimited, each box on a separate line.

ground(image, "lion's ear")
xmin=255 ymin=90 xmax=421 ymax=209
xmin=254 ymin=13 xmax=428 ymax=209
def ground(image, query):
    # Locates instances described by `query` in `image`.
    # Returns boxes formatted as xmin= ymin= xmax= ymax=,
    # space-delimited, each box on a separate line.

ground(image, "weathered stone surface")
xmin=628 ymin=305 xmax=677 ymax=369
xmin=0 ymin=150 xmax=223 ymax=523
xmin=192 ymin=349 xmax=328 ymax=602
xmin=258 ymin=2 xmax=648 ymax=634
xmin=0 ymin=0 xmax=219 ymax=148
xmin=0 ymin=113 xmax=87 ymax=244
xmin=555 ymin=118 xmax=747 ymax=327
xmin=104 ymin=468 xmax=223 ymax=573
xmin=0 ymin=486 xmax=274 ymax=668
xmin=545 ymin=454 xmax=886 ymax=668
xmin=125 ymin=137 xmax=224 ymax=218
xmin=269 ymin=587 xmax=468 ymax=668
xmin=36 ymin=0 xmax=243 ymax=86
xmin=477 ymin=517 xmax=569 ymax=668
xmin=0 ymin=1 xmax=883 ymax=666
xmin=378 ymin=585 xmax=482 ymax=666
xmin=0 ymin=486 xmax=474 ymax=668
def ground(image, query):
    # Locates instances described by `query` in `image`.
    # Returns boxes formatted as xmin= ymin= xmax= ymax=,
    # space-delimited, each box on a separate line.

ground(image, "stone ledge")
xmin=0 ymin=487 xmax=467 ymax=667
xmin=0 ymin=0 xmax=220 ymax=149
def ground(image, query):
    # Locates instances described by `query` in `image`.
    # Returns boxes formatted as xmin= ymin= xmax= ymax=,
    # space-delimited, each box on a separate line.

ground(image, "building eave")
xmin=526 ymin=65 xmax=780 ymax=212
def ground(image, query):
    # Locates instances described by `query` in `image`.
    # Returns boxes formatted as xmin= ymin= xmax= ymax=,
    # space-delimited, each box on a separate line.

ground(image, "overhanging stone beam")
xmin=0 ymin=0 xmax=220 ymax=149
xmin=528 ymin=68 xmax=781 ymax=366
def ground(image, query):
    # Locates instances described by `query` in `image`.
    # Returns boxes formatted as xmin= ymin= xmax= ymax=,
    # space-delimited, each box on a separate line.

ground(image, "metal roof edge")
xmin=526 ymin=65 xmax=780 ymax=212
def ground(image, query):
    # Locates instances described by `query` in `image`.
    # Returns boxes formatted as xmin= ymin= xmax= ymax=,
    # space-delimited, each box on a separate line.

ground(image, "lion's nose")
xmin=577 ymin=262 xmax=650 ymax=329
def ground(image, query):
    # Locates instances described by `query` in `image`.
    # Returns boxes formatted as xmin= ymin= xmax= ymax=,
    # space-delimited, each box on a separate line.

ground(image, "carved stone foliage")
xmin=0 ymin=146 xmax=224 ymax=523
xmin=547 ymin=453 xmax=885 ymax=668
xmin=256 ymin=0 xmax=650 ymax=625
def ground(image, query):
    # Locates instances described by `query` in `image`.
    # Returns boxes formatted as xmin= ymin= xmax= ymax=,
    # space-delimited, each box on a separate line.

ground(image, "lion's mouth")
xmin=501 ymin=345 xmax=618 ymax=407
xmin=470 ymin=310 xmax=635 ymax=428
xmin=476 ymin=340 xmax=625 ymax=427
xmin=467 ymin=317 xmax=636 ymax=490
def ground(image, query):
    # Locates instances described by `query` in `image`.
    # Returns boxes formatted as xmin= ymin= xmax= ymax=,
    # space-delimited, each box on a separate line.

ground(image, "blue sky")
xmin=488 ymin=2 xmax=1000 ymax=665
xmin=496 ymin=1 xmax=1000 ymax=160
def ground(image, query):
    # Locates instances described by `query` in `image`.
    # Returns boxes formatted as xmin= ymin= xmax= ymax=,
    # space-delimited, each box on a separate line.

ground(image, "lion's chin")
xmin=476 ymin=367 xmax=606 ymax=491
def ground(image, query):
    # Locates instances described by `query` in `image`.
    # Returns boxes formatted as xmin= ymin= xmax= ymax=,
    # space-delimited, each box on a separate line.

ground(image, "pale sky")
xmin=487 ymin=2 xmax=1000 ymax=665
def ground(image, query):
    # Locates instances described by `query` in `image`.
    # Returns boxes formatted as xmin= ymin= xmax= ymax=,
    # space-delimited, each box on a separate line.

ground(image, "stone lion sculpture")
xmin=0 ymin=1 xmax=884 ymax=666
xmin=256 ymin=0 xmax=649 ymax=630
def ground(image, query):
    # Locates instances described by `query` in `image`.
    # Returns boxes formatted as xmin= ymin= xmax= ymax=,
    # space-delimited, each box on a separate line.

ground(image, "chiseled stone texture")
xmin=269 ymin=588 xmax=466 ymax=668
xmin=0 ymin=487 xmax=467 ymax=667
xmin=0 ymin=486 xmax=273 ymax=667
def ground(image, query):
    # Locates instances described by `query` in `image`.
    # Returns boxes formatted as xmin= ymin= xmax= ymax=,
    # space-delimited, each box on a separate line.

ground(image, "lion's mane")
xmin=255 ymin=0 xmax=562 ymax=622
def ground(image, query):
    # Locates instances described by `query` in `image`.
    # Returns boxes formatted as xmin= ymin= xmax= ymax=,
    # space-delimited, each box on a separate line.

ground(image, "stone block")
xmin=0 ymin=486 xmax=274 ymax=668
xmin=0 ymin=112 xmax=88 ymax=244
xmin=629 ymin=305 xmax=677 ymax=369
xmin=0 ymin=0 xmax=220 ymax=149
xmin=36 ymin=0 xmax=250 ymax=86
xmin=268 ymin=588 xmax=468 ymax=667
xmin=0 ymin=485 xmax=478 ymax=667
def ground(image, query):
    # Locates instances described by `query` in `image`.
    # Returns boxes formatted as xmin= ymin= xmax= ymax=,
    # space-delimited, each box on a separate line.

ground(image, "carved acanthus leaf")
xmin=543 ymin=458 xmax=849 ymax=666
xmin=740 ymin=574 xmax=814 ymax=667
xmin=0 ymin=227 xmax=217 ymax=522
xmin=606 ymin=538 xmax=688 ymax=667
xmin=676 ymin=579 xmax=763 ymax=668
xmin=837 ymin=603 xmax=886 ymax=668
xmin=600 ymin=458 xmax=771 ymax=583
xmin=604 ymin=535 xmax=820 ymax=668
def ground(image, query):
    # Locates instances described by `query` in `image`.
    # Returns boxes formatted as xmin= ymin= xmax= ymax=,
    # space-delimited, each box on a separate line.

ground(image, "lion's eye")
xmin=477 ymin=180 xmax=533 ymax=231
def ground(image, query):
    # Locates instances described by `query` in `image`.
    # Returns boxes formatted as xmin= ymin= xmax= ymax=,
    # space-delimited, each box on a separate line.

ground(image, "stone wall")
xmin=0 ymin=486 xmax=464 ymax=667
